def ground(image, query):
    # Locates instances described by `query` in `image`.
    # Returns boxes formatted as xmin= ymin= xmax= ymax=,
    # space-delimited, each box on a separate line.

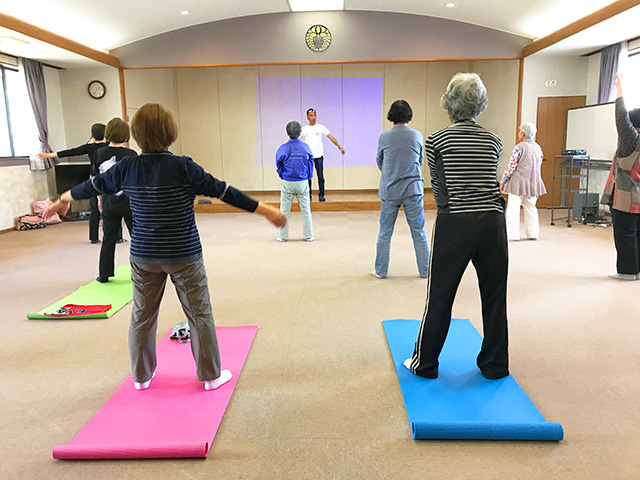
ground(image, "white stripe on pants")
xmin=506 ymin=193 xmax=539 ymax=241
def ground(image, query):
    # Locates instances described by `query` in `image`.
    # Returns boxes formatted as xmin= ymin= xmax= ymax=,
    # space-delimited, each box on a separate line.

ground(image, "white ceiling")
xmin=0 ymin=0 xmax=637 ymax=67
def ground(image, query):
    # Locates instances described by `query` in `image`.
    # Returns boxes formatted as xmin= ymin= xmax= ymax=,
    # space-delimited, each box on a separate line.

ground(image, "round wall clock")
xmin=87 ymin=80 xmax=106 ymax=99
xmin=305 ymin=24 xmax=332 ymax=52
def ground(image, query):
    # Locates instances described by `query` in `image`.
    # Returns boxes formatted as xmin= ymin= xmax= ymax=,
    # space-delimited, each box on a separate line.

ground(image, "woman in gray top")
xmin=372 ymin=100 xmax=429 ymax=279
xmin=500 ymin=122 xmax=547 ymax=241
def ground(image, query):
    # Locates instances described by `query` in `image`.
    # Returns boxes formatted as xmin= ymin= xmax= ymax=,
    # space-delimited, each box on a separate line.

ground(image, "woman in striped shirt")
xmin=405 ymin=73 xmax=510 ymax=380
xmin=46 ymin=103 xmax=287 ymax=391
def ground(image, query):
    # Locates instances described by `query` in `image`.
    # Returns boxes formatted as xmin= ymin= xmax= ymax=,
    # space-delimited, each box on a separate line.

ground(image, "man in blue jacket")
xmin=276 ymin=121 xmax=315 ymax=242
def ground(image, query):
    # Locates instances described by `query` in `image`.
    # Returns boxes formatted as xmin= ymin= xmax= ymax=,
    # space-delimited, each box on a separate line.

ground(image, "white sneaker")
xmin=276 ymin=237 xmax=287 ymax=242
xmin=370 ymin=271 xmax=386 ymax=279
xmin=134 ymin=372 xmax=155 ymax=390
xmin=608 ymin=272 xmax=637 ymax=281
xmin=305 ymin=237 xmax=315 ymax=242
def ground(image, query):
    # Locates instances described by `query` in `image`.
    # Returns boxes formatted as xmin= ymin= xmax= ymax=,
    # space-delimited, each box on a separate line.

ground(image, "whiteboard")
xmin=565 ymin=103 xmax=617 ymax=161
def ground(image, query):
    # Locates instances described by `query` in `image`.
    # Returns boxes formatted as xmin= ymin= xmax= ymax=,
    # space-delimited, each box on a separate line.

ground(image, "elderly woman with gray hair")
xmin=405 ymin=73 xmax=509 ymax=381
xmin=500 ymin=122 xmax=546 ymax=241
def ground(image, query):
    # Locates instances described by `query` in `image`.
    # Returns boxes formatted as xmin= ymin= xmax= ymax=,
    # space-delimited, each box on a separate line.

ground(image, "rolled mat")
xmin=382 ymin=319 xmax=563 ymax=441
xmin=28 ymin=264 xmax=132 ymax=319
xmin=53 ymin=325 xmax=257 ymax=459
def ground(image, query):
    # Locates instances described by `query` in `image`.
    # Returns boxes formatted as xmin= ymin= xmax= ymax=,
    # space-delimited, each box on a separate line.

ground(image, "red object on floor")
xmin=44 ymin=304 xmax=112 ymax=317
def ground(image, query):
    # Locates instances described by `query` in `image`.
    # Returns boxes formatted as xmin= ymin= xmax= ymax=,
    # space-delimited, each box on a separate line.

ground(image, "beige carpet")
xmin=1 ymin=210 xmax=638 ymax=479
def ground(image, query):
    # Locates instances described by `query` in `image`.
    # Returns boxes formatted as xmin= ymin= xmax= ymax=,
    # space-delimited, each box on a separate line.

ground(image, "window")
xmin=624 ymin=39 xmax=640 ymax=108
xmin=0 ymin=64 xmax=40 ymax=157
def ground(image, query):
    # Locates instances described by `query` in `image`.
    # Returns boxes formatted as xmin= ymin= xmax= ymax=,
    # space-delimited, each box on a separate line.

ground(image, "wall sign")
xmin=305 ymin=25 xmax=332 ymax=52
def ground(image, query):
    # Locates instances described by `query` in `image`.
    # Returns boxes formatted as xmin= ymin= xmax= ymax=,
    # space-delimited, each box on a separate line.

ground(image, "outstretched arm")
xmin=327 ymin=134 xmax=345 ymax=155
xmin=44 ymin=190 xmax=73 ymax=218
xmin=255 ymin=202 xmax=287 ymax=228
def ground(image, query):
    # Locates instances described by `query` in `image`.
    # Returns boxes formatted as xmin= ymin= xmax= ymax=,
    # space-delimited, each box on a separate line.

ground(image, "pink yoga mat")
xmin=53 ymin=326 xmax=257 ymax=460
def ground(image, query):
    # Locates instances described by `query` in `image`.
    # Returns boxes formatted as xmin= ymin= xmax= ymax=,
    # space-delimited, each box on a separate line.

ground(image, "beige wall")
xmin=0 ymin=166 xmax=52 ymax=230
xmin=121 ymin=59 xmax=519 ymax=192
xmin=521 ymin=55 xmax=589 ymax=126
xmin=58 ymin=67 xmax=121 ymax=148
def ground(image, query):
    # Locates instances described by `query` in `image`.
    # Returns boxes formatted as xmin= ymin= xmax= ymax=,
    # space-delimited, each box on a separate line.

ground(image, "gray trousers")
xmin=130 ymin=259 xmax=221 ymax=382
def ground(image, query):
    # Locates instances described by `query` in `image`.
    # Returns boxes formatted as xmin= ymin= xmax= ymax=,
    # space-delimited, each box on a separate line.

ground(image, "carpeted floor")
xmin=1 ymin=209 xmax=638 ymax=479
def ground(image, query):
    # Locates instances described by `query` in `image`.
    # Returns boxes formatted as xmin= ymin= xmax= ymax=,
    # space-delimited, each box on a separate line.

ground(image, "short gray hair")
xmin=286 ymin=121 xmax=302 ymax=139
xmin=519 ymin=121 xmax=537 ymax=139
xmin=440 ymin=73 xmax=489 ymax=122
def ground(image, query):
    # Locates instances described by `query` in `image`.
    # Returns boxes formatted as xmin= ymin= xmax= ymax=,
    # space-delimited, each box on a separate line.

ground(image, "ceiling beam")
xmin=0 ymin=13 xmax=121 ymax=68
xmin=522 ymin=0 xmax=640 ymax=57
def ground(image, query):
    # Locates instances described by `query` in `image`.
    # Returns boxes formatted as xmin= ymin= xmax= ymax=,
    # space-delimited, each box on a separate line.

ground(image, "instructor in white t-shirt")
xmin=300 ymin=108 xmax=345 ymax=202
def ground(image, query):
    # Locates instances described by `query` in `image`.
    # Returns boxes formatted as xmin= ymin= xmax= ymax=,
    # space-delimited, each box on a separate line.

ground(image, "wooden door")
xmin=536 ymin=96 xmax=586 ymax=207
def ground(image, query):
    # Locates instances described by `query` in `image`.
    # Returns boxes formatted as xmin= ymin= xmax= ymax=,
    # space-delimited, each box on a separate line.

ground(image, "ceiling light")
xmin=445 ymin=2 xmax=456 ymax=7
xmin=288 ymin=0 xmax=344 ymax=12
xmin=179 ymin=10 xmax=190 ymax=16
xmin=0 ymin=36 xmax=30 ymax=47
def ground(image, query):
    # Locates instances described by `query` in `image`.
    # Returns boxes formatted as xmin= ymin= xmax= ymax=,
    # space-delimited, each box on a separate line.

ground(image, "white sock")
xmin=134 ymin=372 xmax=155 ymax=390
xmin=204 ymin=369 xmax=232 ymax=390
xmin=403 ymin=358 xmax=413 ymax=371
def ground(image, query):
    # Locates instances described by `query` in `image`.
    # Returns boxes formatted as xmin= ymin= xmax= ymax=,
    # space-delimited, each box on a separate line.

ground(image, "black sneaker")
xmin=96 ymin=276 xmax=109 ymax=283
xmin=319 ymin=196 xmax=326 ymax=202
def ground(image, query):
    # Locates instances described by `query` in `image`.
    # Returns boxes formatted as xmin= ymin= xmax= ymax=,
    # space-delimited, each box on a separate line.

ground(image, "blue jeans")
xmin=308 ymin=156 xmax=325 ymax=198
xmin=375 ymin=194 xmax=430 ymax=277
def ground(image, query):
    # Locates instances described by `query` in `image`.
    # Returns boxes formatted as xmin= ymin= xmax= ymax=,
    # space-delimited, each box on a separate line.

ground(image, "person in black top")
xmin=94 ymin=118 xmax=137 ymax=283
xmin=38 ymin=123 xmax=107 ymax=243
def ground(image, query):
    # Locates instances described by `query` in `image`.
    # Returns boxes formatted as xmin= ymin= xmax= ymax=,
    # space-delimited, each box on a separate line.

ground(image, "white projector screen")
xmin=565 ymin=103 xmax=617 ymax=161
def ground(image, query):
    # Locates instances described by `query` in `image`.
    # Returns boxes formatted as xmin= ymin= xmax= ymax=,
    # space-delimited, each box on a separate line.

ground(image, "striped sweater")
xmin=70 ymin=151 xmax=258 ymax=264
xmin=426 ymin=121 xmax=504 ymax=214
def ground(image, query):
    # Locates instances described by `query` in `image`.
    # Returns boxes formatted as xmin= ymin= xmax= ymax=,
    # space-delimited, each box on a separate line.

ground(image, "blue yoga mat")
xmin=383 ymin=319 xmax=563 ymax=441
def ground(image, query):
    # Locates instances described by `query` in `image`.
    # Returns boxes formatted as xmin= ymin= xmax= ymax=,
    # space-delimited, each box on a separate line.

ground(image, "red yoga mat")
xmin=53 ymin=326 xmax=257 ymax=460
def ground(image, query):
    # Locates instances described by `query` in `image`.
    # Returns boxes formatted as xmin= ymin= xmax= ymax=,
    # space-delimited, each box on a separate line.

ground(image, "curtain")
xmin=21 ymin=58 xmax=55 ymax=170
xmin=597 ymin=43 xmax=622 ymax=104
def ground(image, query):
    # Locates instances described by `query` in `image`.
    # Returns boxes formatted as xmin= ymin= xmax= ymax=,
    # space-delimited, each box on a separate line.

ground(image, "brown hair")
xmin=105 ymin=117 xmax=130 ymax=143
xmin=131 ymin=103 xmax=178 ymax=152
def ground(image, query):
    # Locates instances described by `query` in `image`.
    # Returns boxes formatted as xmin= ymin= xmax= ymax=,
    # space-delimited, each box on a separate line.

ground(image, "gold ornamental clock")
xmin=305 ymin=24 xmax=332 ymax=52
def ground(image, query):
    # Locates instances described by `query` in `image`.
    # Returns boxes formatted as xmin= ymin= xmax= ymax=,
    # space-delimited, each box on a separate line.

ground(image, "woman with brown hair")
xmin=46 ymin=103 xmax=287 ymax=391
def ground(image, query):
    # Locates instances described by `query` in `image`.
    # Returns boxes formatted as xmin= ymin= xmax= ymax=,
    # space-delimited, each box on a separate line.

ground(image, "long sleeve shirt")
xmin=376 ymin=125 xmax=424 ymax=200
xmin=426 ymin=121 xmax=503 ymax=214
xmin=57 ymin=142 xmax=109 ymax=176
xmin=601 ymin=97 xmax=640 ymax=213
xmin=71 ymin=151 xmax=259 ymax=264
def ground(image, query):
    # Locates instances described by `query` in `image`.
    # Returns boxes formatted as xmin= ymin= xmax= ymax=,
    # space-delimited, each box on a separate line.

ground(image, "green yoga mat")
xmin=27 ymin=265 xmax=133 ymax=320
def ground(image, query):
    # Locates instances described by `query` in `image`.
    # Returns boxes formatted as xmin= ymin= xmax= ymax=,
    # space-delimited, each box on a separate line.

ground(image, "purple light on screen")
xmin=256 ymin=77 xmax=383 ymax=169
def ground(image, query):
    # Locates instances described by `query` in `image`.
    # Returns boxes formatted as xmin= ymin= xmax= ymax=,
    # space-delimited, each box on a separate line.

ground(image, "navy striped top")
xmin=70 ymin=152 xmax=258 ymax=264
xmin=426 ymin=121 xmax=504 ymax=215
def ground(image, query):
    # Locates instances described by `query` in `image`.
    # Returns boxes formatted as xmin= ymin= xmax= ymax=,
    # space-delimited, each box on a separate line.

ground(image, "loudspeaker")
xmin=573 ymin=193 xmax=599 ymax=219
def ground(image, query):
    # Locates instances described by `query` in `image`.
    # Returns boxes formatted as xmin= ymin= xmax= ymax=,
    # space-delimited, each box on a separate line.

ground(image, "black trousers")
xmin=308 ymin=156 xmax=325 ymax=198
xmin=89 ymin=196 xmax=100 ymax=242
xmin=99 ymin=195 xmax=133 ymax=279
xmin=409 ymin=211 xmax=509 ymax=379
xmin=611 ymin=208 xmax=640 ymax=275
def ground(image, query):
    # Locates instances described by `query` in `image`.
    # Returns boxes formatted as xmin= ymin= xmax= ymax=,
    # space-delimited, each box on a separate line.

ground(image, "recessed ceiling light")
xmin=445 ymin=2 xmax=456 ymax=7
xmin=179 ymin=10 xmax=190 ymax=16
xmin=0 ymin=36 xmax=30 ymax=47
xmin=288 ymin=0 xmax=344 ymax=12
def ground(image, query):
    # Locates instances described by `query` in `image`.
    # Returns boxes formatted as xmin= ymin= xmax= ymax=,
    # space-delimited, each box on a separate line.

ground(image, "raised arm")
xmin=614 ymin=73 xmax=639 ymax=158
